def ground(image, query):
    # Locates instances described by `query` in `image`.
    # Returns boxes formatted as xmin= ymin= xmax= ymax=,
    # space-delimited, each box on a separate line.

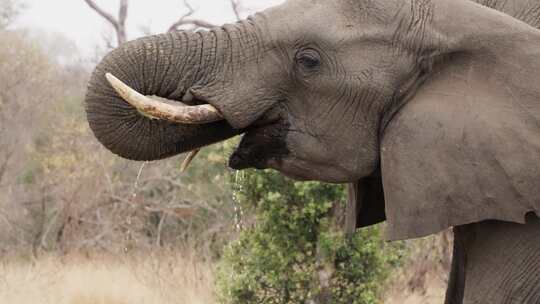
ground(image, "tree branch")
xmin=118 ymin=0 xmax=128 ymax=26
xmin=180 ymin=0 xmax=195 ymax=16
xmin=83 ymin=0 xmax=128 ymax=45
xmin=230 ymin=0 xmax=242 ymax=21
xmin=0 ymin=147 xmax=13 ymax=184
xmin=168 ymin=18 xmax=218 ymax=32
xmin=117 ymin=0 xmax=128 ymax=43
xmin=168 ymin=0 xmax=217 ymax=32
xmin=83 ymin=0 xmax=118 ymax=28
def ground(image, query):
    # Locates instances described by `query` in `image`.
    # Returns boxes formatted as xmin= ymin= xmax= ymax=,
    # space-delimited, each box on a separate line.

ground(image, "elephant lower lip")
xmin=229 ymin=144 xmax=270 ymax=170
xmin=228 ymin=121 xmax=289 ymax=171
xmin=228 ymin=152 xmax=251 ymax=170
xmin=229 ymin=150 xmax=269 ymax=170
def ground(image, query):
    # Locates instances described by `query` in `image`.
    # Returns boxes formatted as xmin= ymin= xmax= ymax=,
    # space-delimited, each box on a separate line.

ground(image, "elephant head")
xmin=86 ymin=0 xmax=540 ymax=240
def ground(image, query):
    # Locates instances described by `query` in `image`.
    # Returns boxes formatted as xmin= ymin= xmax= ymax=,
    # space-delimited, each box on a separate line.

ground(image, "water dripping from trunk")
xmin=232 ymin=170 xmax=245 ymax=231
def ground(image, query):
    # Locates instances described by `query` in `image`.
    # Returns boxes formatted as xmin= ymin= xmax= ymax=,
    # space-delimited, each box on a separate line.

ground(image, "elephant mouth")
xmin=228 ymin=122 xmax=290 ymax=170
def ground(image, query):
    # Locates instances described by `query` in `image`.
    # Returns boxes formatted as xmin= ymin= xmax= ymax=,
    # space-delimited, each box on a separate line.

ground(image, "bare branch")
xmin=83 ymin=0 xmax=128 ymax=45
xmin=83 ymin=0 xmax=118 ymax=28
xmin=168 ymin=18 xmax=217 ymax=32
xmin=0 ymin=146 xmax=13 ymax=183
xmin=118 ymin=0 xmax=128 ymax=26
xmin=230 ymin=0 xmax=242 ymax=21
xmin=117 ymin=0 xmax=128 ymax=44
xmin=168 ymin=0 xmax=217 ymax=32
xmin=155 ymin=213 xmax=166 ymax=246
xmin=101 ymin=30 xmax=116 ymax=50
xmin=181 ymin=0 xmax=195 ymax=16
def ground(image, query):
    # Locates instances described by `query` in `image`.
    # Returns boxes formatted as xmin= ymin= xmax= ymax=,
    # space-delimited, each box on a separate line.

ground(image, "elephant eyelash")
xmin=297 ymin=56 xmax=321 ymax=70
xmin=294 ymin=48 xmax=322 ymax=73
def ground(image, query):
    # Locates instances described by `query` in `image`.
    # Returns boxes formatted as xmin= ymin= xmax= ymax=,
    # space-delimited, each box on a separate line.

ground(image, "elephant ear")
xmin=380 ymin=53 xmax=540 ymax=241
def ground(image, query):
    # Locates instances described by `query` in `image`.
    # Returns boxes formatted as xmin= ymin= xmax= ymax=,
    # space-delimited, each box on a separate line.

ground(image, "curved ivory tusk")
xmin=105 ymin=73 xmax=223 ymax=124
xmin=180 ymin=149 xmax=201 ymax=172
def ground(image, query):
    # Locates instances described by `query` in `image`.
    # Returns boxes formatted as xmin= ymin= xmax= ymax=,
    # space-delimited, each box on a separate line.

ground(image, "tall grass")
xmin=0 ymin=250 xmax=215 ymax=304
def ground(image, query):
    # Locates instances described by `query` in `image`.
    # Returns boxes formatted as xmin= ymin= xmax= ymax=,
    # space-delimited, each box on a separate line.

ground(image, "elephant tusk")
xmin=105 ymin=73 xmax=223 ymax=124
xmin=180 ymin=149 xmax=201 ymax=172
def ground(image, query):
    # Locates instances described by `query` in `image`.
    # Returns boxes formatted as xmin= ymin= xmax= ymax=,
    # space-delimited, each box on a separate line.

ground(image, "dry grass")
xmin=0 ymin=234 xmax=452 ymax=304
xmin=0 ymin=250 xmax=215 ymax=304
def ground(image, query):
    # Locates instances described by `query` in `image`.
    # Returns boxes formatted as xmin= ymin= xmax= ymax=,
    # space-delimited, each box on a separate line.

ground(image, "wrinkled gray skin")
xmin=86 ymin=0 xmax=540 ymax=303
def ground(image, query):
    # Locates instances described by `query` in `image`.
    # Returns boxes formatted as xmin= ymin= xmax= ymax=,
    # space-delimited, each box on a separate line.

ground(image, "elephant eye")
xmin=295 ymin=49 xmax=321 ymax=71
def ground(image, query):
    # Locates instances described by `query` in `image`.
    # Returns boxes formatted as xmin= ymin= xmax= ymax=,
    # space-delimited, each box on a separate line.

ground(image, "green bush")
xmin=217 ymin=169 xmax=404 ymax=304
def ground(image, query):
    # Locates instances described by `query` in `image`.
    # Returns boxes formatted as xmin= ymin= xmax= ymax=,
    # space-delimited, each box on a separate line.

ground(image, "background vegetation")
xmin=217 ymin=170 xmax=405 ymax=303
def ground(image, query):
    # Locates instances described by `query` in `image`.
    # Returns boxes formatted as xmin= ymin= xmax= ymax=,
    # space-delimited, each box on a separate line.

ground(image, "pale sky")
xmin=16 ymin=0 xmax=284 ymax=58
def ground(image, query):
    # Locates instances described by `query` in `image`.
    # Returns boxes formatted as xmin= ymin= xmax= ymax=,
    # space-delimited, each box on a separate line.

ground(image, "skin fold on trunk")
xmin=85 ymin=30 xmax=239 ymax=161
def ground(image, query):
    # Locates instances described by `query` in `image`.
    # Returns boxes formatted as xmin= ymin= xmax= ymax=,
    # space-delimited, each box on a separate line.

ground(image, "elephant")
xmin=85 ymin=0 xmax=540 ymax=303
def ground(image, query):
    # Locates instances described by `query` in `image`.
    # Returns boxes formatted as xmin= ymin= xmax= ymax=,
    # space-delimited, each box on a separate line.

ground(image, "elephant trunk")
xmin=85 ymin=30 xmax=239 ymax=161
